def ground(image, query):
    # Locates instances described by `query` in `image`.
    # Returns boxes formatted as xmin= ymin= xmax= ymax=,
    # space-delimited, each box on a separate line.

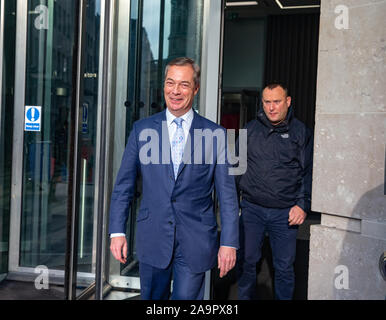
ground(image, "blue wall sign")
xmin=25 ymin=106 xmax=42 ymax=132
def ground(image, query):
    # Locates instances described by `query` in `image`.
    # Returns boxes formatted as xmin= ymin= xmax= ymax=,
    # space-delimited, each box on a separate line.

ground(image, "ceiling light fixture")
xmin=275 ymin=0 xmax=320 ymax=9
xmin=226 ymin=1 xmax=259 ymax=7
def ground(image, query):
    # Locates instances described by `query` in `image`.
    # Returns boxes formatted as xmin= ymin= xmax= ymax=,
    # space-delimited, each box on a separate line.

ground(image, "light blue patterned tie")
xmin=171 ymin=118 xmax=185 ymax=179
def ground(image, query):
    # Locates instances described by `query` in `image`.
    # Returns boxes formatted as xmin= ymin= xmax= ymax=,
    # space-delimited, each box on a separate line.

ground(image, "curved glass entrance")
xmin=5 ymin=0 xmax=207 ymax=300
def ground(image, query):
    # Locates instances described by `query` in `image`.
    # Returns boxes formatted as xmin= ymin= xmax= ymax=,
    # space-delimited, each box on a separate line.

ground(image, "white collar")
xmin=166 ymin=108 xmax=194 ymax=127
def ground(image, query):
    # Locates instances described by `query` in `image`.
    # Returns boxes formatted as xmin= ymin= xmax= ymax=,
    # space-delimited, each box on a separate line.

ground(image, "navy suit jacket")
xmin=109 ymin=109 xmax=239 ymax=273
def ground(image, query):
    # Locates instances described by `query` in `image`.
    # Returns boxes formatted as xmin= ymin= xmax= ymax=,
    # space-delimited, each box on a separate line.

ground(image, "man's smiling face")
xmin=164 ymin=65 xmax=199 ymax=117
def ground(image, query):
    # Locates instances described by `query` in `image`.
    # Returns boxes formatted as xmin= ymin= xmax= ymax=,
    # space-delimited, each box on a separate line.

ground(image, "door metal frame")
xmin=102 ymin=0 xmax=142 ymax=295
xmin=8 ymin=0 xmax=28 ymax=277
xmin=200 ymin=0 xmax=223 ymax=124
xmin=94 ymin=0 xmax=115 ymax=300
xmin=0 ymin=0 xmax=5 ymax=128
xmin=0 ymin=0 xmax=6 ymax=283
xmin=64 ymin=0 xmax=87 ymax=300
xmin=200 ymin=0 xmax=224 ymax=300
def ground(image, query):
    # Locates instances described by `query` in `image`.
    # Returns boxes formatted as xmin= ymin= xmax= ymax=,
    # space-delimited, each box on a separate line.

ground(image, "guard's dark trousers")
xmin=237 ymin=199 xmax=298 ymax=300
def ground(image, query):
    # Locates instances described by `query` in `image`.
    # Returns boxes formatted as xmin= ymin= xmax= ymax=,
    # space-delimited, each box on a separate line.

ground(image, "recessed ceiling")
xmin=225 ymin=0 xmax=320 ymax=15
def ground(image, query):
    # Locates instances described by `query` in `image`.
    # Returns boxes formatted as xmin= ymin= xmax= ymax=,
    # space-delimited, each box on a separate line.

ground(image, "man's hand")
xmin=288 ymin=205 xmax=307 ymax=226
xmin=218 ymin=246 xmax=236 ymax=278
xmin=110 ymin=236 xmax=128 ymax=264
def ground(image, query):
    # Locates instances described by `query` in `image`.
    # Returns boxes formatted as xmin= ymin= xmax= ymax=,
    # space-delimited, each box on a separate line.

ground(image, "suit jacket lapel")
xmin=153 ymin=110 xmax=175 ymax=182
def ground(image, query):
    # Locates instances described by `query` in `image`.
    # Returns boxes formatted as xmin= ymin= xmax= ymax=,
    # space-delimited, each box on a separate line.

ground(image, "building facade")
xmin=308 ymin=0 xmax=386 ymax=299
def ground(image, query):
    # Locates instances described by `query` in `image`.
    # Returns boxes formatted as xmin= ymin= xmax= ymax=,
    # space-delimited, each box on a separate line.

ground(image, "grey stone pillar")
xmin=308 ymin=0 xmax=386 ymax=299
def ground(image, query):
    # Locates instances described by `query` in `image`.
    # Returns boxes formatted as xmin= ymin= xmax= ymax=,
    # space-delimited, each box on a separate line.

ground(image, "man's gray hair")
xmin=164 ymin=57 xmax=201 ymax=88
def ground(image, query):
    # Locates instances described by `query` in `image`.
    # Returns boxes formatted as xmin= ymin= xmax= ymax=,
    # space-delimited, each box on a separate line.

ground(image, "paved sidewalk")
xmin=0 ymin=280 xmax=64 ymax=300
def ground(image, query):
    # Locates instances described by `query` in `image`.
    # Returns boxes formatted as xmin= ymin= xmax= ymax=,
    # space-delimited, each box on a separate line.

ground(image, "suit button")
xmin=168 ymin=221 xmax=173 ymax=225
xmin=171 ymin=199 xmax=176 ymax=203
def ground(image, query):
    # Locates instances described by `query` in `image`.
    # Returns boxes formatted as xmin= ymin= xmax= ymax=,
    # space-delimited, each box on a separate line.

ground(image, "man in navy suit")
xmin=109 ymin=57 xmax=239 ymax=300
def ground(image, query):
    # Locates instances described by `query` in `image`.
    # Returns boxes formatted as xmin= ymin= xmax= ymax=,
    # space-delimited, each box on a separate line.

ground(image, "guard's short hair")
xmin=165 ymin=57 xmax=201 ymax=88
xmin=263 ymin=82 xmax=289 ymax=97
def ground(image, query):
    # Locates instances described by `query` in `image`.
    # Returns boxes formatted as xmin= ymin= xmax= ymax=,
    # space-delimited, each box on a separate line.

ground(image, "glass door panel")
xmin=0 ymin=0 xmax=16 ymax=278
xmin=20 ymin=0 xmax=78 ymax=270
xmin=18 ymin=0 xmax=101 ymax=292
xmin=108 ymin=0 xmax=204 ymax=296
xmin=8 ymin=0 xmax=101 ymax=299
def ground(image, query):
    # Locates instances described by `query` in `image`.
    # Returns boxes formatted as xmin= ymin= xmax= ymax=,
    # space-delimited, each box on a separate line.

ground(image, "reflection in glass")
xmin=137 ymin=0 xmax=203 ymax=120
xmin=0 ymin=0 xmax=16 ymax=275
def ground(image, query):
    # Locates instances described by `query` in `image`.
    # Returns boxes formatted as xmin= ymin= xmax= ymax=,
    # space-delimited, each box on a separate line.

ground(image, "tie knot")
xmin=174 ymin=118 xmax=183 ymax=128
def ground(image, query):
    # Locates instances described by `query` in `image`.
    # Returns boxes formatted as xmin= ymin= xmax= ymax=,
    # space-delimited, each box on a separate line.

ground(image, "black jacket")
xmin=236 ymin=106 xmax=313 ymax=212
